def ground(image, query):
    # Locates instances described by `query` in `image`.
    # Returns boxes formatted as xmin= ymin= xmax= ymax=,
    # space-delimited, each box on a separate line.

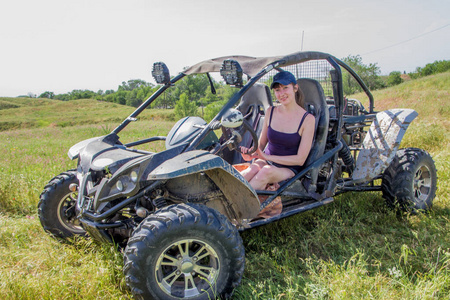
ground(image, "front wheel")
xmin=124 ymin=203 xmax=245 ymax=300
xmin=38 ymin=170 xmax=86 ymax=239
xmin=382 ymin=148 xmax=437 ymax=212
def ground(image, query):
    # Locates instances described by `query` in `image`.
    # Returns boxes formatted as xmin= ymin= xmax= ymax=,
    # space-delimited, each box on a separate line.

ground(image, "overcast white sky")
xmin=1 ymin=0 xmax=449 ymax=97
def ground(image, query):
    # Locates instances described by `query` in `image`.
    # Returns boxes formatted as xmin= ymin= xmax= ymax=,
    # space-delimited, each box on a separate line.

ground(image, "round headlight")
xmin=116 ymin=179 xmax=124 ymax=192
xmin=130 ymin=170 xmax=138 ymax=183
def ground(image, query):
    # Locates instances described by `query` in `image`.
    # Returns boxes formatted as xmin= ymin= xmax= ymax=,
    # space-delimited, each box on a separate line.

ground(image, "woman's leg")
xmin=240 ymin=159 xmax=267 ymax=182
xmin=249 ymin=165 xmax=295 ymax=190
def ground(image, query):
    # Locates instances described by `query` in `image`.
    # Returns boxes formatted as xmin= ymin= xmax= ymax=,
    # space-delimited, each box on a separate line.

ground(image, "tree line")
xmin=341 ymin=56 xmax=450 ymax=94
xmin=35 ymin=74 xmax=240 ymax=120
xmin=31 ymin=57 xmax=449 ymax=119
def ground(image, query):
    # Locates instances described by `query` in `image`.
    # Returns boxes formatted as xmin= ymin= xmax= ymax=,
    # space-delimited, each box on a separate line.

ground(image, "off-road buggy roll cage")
xmin=103 ymin=51 xmax=381 ymax=230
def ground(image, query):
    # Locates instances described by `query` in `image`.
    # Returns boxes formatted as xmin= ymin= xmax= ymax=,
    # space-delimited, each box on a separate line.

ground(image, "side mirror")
xmin=221 ymin=109 xmax=243 ymax=128
xmin=152 ymin=62 xmax=171 ymax=84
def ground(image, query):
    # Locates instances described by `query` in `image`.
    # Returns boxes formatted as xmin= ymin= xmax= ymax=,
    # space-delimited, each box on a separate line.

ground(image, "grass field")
xmin=1 ymin=72 xmax=449 ymax=299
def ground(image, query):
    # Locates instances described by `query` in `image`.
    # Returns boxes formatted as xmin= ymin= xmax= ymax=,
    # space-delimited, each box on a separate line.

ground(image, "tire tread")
xmin=124 ymin=203 xmax=244 ymax=299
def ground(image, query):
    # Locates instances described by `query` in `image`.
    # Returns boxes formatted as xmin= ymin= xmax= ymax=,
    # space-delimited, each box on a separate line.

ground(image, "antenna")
xmin=301 ymin=30 xmax=304 ymax=51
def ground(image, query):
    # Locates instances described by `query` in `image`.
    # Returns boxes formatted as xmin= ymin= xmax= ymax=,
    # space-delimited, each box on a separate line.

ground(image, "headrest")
xmin=237 ymin=83 xmax=273 ymax=115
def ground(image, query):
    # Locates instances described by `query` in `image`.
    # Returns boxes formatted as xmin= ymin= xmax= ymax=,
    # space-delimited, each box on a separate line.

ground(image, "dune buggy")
xmin=38 ymin=51 xmax=437 ymax=299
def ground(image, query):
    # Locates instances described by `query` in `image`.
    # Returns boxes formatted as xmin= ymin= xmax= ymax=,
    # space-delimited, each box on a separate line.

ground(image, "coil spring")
xmin=152 ymin=195 xmax=167 ymax=209
xmin=339 ymin=139 xmax=355 ymax=172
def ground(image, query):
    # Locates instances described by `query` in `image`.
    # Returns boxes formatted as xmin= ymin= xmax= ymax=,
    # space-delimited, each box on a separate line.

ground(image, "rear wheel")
xmin=124 ymin=203 xmax=245 ymax=300
xmin=38 ymin=170 xmax=86 ymax=239
xmin=382 ymin=148 xmax=437 ymax=212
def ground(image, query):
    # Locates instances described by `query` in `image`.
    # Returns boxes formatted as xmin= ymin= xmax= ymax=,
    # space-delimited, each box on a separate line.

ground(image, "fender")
xmin=148 ymin=150 xmax=260 ymax=220
xmin=352 ymin=109 xmax=418 ymax=183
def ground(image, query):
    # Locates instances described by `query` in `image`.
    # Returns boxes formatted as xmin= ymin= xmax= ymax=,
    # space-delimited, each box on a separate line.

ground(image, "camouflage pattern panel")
xmin=352 ymin=109 xmax=418 ymax=183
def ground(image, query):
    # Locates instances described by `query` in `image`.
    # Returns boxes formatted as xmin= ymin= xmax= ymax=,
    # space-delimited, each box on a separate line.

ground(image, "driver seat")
xmin=223 ymin=83 xmax=273 ymax=165
xmin=297 ymin=78 xmax=329 ymax=192
xmin=236 ymin=82 xmax=273 ymax=139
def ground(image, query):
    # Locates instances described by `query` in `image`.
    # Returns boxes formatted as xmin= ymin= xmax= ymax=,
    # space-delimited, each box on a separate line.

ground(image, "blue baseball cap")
xmin=270 ymin=71 xmax=297 ymax=89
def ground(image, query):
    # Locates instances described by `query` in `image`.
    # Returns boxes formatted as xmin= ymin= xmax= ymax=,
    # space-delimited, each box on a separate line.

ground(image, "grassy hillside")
xmin=0 ymin=73 xmax=449 ymax=299
xmin=356 ymin=71 xmax=450 ymax=125
xmin=0 ymin=97 xmax=175 ymax=131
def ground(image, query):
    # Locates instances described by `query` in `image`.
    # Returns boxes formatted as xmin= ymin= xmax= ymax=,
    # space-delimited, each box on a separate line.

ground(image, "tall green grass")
xmin=0 ymin=120 xmax=172 ymax=216
xmin=239 ymin=191 xmax=450 ymax=299
xmin=0 ymin=73 xmax=449 ymax=299
xmin=0 ymin=214 xmax=131 ymax=299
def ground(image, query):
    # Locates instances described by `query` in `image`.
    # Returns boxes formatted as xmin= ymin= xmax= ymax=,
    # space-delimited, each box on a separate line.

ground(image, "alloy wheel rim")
xmin=57 ymin=192 xmax=84 ymax=233
xmin=414 ymin=164 xmax=432 ymax=203
xmin=155 ymin=238 xmax=220 ymax=298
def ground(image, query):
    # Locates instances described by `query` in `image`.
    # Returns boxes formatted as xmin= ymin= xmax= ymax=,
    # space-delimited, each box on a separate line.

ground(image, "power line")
xmin=362 ymin=23 xmax=450 ymax=55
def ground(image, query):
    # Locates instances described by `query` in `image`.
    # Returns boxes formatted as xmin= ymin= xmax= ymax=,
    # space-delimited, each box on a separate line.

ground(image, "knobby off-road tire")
xmin=382 ymin=148 xmax=437 ymax=212
xmin=38 ymin=170 xmax=86 ymax=239
xmin=123 ymin=203 xmax=245 ymax=300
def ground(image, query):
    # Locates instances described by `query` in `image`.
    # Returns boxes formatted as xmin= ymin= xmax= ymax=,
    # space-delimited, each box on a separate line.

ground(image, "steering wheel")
xmin=220 ymin=119 xmax=259 ymax=154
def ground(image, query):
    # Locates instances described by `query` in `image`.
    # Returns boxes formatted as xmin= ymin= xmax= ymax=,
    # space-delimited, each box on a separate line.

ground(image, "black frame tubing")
xmin=112 ymin=73 xmax=186 ymax=135
xmin=257 ymin=141 xmax=343 ymax=209
xmin=243 ymin=197 xmax=334 ymax=231
xmin=335 ymin=58 xmax=375 ymax=113
xmin=81 ymin=180 xmax=164 ymax=222
xmin=124 ymin=136 xmax=167 ymax=148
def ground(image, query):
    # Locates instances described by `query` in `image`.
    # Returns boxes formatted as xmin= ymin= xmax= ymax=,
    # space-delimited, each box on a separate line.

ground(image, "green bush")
xmin=174 ymin=93 xmax=198 ymax=119
xmin=409 ymin=60 xmax=450 ymax=78
xmin=341 ymin=55 xmax=386 ymax=94
xmin=387 ymin=71 xmax=403 ymax=86
xmin=203 ymin=100 xmax=227 ymax=122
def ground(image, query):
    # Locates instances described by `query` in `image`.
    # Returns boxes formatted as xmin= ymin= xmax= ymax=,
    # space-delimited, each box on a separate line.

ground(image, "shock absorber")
xmin=339 ymin=138 xmax=355 ymax=173
xmin=152 ymin=190 xmax=168 ymax=209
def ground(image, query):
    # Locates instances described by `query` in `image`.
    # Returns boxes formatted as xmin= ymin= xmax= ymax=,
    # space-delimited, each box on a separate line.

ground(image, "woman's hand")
xmin=240 ymin=147 xmax=266 ymax=161
xmin=240 ymin=146 xmax=254 ymax=161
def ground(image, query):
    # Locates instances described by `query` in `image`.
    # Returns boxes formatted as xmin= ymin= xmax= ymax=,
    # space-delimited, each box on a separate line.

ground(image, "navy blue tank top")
xmin=265 ymin=107 xmax=309 ymax=171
